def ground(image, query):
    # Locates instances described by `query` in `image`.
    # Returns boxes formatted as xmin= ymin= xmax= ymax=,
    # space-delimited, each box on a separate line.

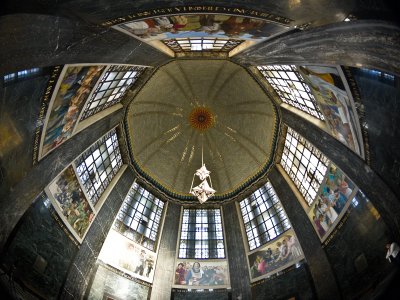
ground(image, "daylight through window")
xmin=179 ymin=208 xmax=225 ymax=259
xmin=80 ymin=65 xmax=145 ymax=120
xmin=113 ymin=182 xmax=165 ymax=251
xmin=75 ymin=128 xmax=123 ymax=205
xmin=257 ymin=65 xmax=324 ymax=119
xmin=240 ymin=182 xmax=291 ymax=251
xmin=280 ymin=127 xmax=330 ymax=205
xmin=163 ymin=38 xmax=243 ymax=53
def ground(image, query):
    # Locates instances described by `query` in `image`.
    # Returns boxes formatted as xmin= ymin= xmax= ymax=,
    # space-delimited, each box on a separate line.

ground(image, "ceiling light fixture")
xmin=189 ymin=135 xmax=216 ymax=204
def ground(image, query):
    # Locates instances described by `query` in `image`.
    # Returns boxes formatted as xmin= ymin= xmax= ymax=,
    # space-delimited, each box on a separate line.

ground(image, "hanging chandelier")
xmin=189 ymin=135 xmax=216 ymax=204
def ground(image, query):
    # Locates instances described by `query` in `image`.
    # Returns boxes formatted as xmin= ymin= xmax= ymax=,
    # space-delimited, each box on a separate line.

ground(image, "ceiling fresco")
xmin=125 ymin=60 xmax=280 ymax=201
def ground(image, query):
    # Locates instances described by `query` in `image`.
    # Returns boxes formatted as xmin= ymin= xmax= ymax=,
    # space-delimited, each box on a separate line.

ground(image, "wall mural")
xmin=45 ymin=165 xmax=95 ymax=243
xmin=298 ymin=65 xmax=364 ymax=157
xmin=173 ymin=260 xmax=230 ymax=288
xmin=247 ymin=229 xmax=304 ymax=282
xmin=88 ymin=264 xmax=150 ymax=300
xmin=38 ymin=65 xmax=105 ymax=160
xmin=98 ymin=229 xmax=157 ymax=283
xmin=114 ymin=14 xmax=290 ymax=53
xmin=307 ymin=163 xmax=358 ymax=241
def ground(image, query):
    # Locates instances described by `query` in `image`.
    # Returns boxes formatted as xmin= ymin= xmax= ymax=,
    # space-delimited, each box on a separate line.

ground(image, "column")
xmin=269 ymin=167 xmax=341 ymax=300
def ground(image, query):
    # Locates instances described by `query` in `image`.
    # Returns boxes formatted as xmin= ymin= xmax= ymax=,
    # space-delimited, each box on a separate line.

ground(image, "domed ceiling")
xmin=126 ymin=60 xmax=280 ymax=201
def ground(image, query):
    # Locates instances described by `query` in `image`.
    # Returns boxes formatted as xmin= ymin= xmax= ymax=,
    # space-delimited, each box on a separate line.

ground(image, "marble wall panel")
xmin=0 ymin=193 xmax=78 ymax=299
xmin=351 ymin=69 xmax=400 ymax=199
xmin=150 ymin=202 xmax=180 ymax=300
xmin=223 ymin=201 xmax=252 ymax=300
xmin=251 ymin=264 xmax=315 ymax=300
xmin=324 ymin=191 xmax=392 ymax=299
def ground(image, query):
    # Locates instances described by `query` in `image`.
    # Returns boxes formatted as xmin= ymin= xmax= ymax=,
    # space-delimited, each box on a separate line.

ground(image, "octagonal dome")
xmin=126 ymin=60 xmax=280 ymax=201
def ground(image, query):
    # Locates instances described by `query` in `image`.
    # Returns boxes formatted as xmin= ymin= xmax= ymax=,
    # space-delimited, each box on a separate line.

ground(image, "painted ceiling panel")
xmin=126 ymin=60 xmax=279 ymax=200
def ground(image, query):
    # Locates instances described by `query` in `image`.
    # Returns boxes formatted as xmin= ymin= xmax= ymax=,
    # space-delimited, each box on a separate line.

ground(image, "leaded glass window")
xmin=3 ymin=67 xmax=42 ymax=84
xmin=80 ymin=65 xmax=145 ymax=120
xmin=280 ymin=127 xmax=329 ymax=206
xmin=75 ymin=128 xmax=123 ymax=205
xmin=179 ymin=208 xmax=225 ymax=259
xmin=163 ymin=38 xmax=242 ymax=53
xmin=257 ymin=65 xmax=324 ymax=119
xmin=239 ymin=182 xmax=291 ymax=251
xmin=113 ymin=182 xmax=165 ymax=251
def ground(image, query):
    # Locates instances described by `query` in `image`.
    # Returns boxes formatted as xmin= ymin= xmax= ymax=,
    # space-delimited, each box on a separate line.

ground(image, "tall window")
xmin=3 ymin=67 xmax=42 ymax=85
xmin=113 ymin=182 xmax=165 ymax=251
xmin=80 ymin=65 xmax=145 ymax=120
xmin=163 ymin=38 xmax=242 ymax=53
xmin=239 ymin=182 xmax=291 ymax=251
xmin=75 ymin=128 xmax=123 ymax=205
xmin=257 ymin=65 xmax=324 ymax=119
xmin=178 ymin=208 xmax=225 ymax=259
xmin=280 ymin=127 xmax=329 ymax=205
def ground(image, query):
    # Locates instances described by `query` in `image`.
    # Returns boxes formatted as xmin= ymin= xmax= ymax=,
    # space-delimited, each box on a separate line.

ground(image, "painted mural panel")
xmin=298 ymin=65 xmax=363 ymax=156
xmin=98 ymin=229 xmax=157 ymax=283
xmin=88 ymin=264 xmax=150 ymax=300
xmin=45 ymin=165 xmax=95 ymax=243
xmin=247 ymin=229 xmax=304 ymax=282
xmin=172 ymin=260 xmax=229 ymax=289
xmin=307 ymin=163 xmax=358 ymax=241
xmin=39 ymin=65 xmax=105 ymax=159
xmin=114 ymin=14 xmax=289 ymax=53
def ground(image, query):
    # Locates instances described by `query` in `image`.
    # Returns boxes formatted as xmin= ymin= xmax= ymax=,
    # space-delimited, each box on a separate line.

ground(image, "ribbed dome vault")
xmin=126 ymin=60 xmax=280 ymax=201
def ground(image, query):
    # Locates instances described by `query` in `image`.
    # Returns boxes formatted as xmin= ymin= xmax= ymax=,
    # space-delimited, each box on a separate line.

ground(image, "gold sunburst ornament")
xmin=188 ymin=107 xmax=215 ymax=131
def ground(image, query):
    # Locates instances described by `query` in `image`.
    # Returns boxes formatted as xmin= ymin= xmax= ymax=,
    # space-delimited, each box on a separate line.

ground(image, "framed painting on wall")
xmin=38 ymin=64 xmax=106 ymax=160
xmin=298 ymin=65 xmax=364 ymax=157
xmin=113 ymin=14 xmax=290 ymax=54
xmin=307 ymin=163 xmax=358 ymax=242
xmin=98 ymin=229 xmax=157 ymax=283
xmin=45 ymin=165 xmax=96 ymax=243
xmin=172 ymin=259 xmax=230 ymax=289
xmin=247 ymin=229 xmax=304 ymax=282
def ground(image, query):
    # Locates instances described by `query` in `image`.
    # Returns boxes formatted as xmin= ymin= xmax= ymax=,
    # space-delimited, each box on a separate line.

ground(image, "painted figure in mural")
xmin=134 ymin=250 xmax=147 ymax=276
xmin=285 ymin=235 xmax=302 ymax=258
xmin=313 ymin=214 xmax=327 ymax=237
xmin=298 ymin=65 xmax=358 ymax=153
xmin=250 ymin=260 xmax=261 ymax=278
xmin=256 ymin=255 xmax=267 ymax=274
xmin=175 ymin=263 xmax=187 ymax=284
xmin=43 ymin=66 xmax=104 ymax=156
xmin=145 ymin=259 xmax=154 ymax=277
xmin=386 ymin=242 xmax=400 ymax=266
xmin=276 ymin=239 xmax=291 ymax=263
xmin=185 ymin=262 xmax=203 ymax=285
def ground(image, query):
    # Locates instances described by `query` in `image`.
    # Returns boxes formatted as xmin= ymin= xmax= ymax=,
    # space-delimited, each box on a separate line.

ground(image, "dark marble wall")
xmin=324 ymin=192 xmax=392 ymax=299
xmin=234 ymin=21 xmax=400 ymax=77
xmin=3 ymin=0 xmax=397 ymax=30
xmin=223 ymin=202 xmax=252 ymax=300
xmin=87 ymin=264 xmax=150 ymax=300
xmin=150 ymin=202 xmax=181 ymax=300
xmin=0 ymin=193 xmax=78 ymax=300
xmin=269 ymin=167 xmax=340 ymax=300
xmin=60 ymin=167 xmax=135 ymax=299
xmin=0 ymin=107 xmax=123 ymax=254
xmin=351 ymin=69 xmax=400 ymax=199
xmin=0 ymin=74 xmax=50 ymax=200
xmin=0 ymin=14 xmax=171 ymax=75
xmin=251 ymin=263 xmax=315 ymax=300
